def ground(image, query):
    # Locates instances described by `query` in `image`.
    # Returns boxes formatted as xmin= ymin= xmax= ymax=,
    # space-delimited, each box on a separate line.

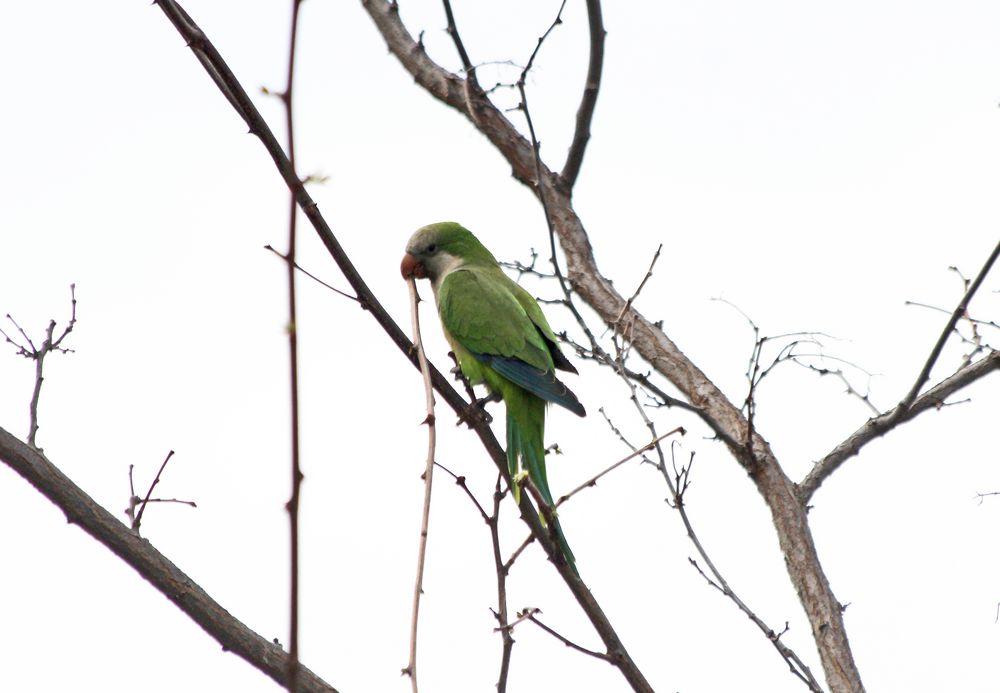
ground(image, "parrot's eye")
xmin=426 ymin=244 xmax=437 ymax=253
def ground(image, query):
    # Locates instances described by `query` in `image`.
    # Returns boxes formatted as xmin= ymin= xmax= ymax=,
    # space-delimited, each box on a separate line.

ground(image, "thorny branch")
xmin=151 ymin=4 xmax=619 ymax=672
xmin=403 ymin=279 xmax=438 ymax=692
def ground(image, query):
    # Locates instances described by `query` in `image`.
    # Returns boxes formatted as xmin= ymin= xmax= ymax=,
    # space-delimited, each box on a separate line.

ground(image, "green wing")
xmin=439 ymin=268 xmax=585 ymax=415
xmin=439 ymin=267 xmax=554 ymax=371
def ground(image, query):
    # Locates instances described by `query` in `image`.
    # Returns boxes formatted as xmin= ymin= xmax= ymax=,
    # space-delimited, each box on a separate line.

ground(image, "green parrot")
xmin=401 ymin=221 xmax=586 ymax=572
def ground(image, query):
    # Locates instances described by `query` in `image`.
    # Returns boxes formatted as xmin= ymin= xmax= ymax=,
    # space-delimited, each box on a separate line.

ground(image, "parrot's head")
xmin=401 ymin=221 xmax=497 ymax=284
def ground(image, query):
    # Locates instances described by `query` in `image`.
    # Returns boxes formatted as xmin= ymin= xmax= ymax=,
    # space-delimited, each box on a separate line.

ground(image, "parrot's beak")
xmin=400 ymin=253 xmax=426 ymax=279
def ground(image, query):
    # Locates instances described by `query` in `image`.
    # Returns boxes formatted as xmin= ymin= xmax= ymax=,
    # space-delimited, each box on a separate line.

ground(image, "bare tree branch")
xmin=489 ymin=478 xmax=515 ymax=693
xmin=360 ymin=3 xmax=865 ymax=689
xmin=147 ymin=6 xmax=662 ymax=691
xmin=0 ymin=426 xmax=339 ymax=693
xmin=133 ymin=450 xmax=176 ymax=533
xmin=893 ymin=240 xmax=1000 ymax=417
xmin=441 ymin=0 xmax=475 ymax=83
xmin=1 ymin=284 xmax=77 ymax=448
xmin=276 ymin=2 xmax=305 ymax=688
xmin=561 ymin=0 xmax=605 ymax=189
xmin=608 ymin=332 xmax=824 ymax=693
xmin=800 ymin=350 xmax=1000 ymax=501
xmin=526 ymin=612 xmax=612 ymax=662
xmin=403 ymin=279 xmax=438 ymax=691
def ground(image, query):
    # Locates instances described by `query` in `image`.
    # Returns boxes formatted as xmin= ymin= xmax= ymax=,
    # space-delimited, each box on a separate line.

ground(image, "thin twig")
xmin=561 ymin=0 xmax=605 ymax=189
xmin=364 ymin=0 xmax=864 ymax=686
xmin=125 ymin=461 xmax=196 ymax=534
xmin=614 ymin=244 xmax=662 ymax=325
xmin=403 ymin=279 xmax=438 ymax=691
xmin=441 ymin=0 xmax=475 ymax=81
xmin=134 ymin=450 xmax=176 ymax=532
xmin=1 ymin=284 xmax=77 ymax=449
xmin=975 ymin=491 xmax=1000 ymax=505
xmin=433 ymin=462 xmax=490 ymax=521
xmin=527 ymin=612 xmax=612 ymax=662
xmin=610 ymin=334 xmax=823 ymax=691
xmin=158 ymin=3 xmax=652 ymax=690
xmin=895 ymin=240 xmax=1000 ymax=416
xmin=264 ymin=245 xmax=359 ymax=303
xmin=276 ymin=2 xmax=305 ymax=689
xmin=800 ymin=350 xmax=1000 ymax=500
xmin=426 ymin=462 xmax=514 ymax=691
xmin=555 ymin=428 xmax=684 ymax=507
xmin=0 ymin=426 xmax=339 ymax=693
xmin=489 ymin=476 xmax=514 ymax=693
xmin=515 ymin=0 xmax=575 ymax=304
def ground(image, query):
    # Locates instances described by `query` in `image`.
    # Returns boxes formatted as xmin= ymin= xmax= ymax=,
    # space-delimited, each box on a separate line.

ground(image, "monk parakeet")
xmin=401 ymin=221 xmax=585 ymax=572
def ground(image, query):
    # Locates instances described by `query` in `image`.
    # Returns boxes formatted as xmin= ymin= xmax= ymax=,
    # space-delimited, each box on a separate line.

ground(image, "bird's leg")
xmin=447 ymin=351 xmax=471 ymax=386
xmin=456 ymin=390 xmax=500 ymax=428
xmin=447 ymin=350 xmax=498 ymax=427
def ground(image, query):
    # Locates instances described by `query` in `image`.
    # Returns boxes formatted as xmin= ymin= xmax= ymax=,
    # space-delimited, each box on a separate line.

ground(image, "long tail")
xmin=506 ymin=389 xmax=578 ymax=575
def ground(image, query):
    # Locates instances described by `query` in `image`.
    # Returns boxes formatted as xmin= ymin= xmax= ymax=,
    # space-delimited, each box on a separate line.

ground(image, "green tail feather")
xmin=505 ymin=390 xmax=578 ymax=575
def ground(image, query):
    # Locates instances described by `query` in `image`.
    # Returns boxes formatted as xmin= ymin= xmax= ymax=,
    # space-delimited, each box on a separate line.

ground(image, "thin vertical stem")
xmin=405 ymin=279 xmax=438 ymax=692
xmin=282 ymin=1 xmax=305 ymax=691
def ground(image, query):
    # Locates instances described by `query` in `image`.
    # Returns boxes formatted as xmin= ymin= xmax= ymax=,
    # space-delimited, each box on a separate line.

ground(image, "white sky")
xmin=2 ymin=1 xmax=1000 ymax=691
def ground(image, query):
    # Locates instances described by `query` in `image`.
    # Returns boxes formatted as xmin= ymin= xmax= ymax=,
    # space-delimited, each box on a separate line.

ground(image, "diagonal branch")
xmin=799 ymin=349 xmax=1000 ymax=501
xmin=360 ymin=3 xmax=865 ymax=690
xmin=441 ymin=0 xmax=475 ymax=83
xmin=0 ymin=426 xmax=339 ymax=693
xmin=894 ymin=240 xmax=1000 ymax=416
xmin=561 ymin=0 xmax=604 ymax=189
xmin=150 ymin=4 xmax=648 ymax=691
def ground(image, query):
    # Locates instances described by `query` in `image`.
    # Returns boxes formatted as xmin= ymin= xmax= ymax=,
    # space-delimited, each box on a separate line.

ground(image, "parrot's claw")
xmin=511 ymin=470 xmax=529 ymax=506
xmin=456 ymin=392 xmax=500 ymax=428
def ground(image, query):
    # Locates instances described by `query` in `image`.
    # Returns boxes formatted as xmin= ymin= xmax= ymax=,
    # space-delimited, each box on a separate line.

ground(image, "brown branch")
xmin=125 ymin=459 xmax=197 ymax=532
xmin=687 ymin=558 xmax=822 ymax=693
xmin=402 ymin=279 xmax=439 ymax=691
xmin=555 ymin=429 xmax=684 ymax=507
xmin=276 ymin=2 xmax=305 ymax=689
xmin=526 ymin=612 xmax=612 ymax=663
xmin=264 ymin=245 xmax=359 ymax=303
xmin=142 ymin=8 xmax=628 ymax=688
xmin=431 ymin=463 xmax=514 ymax=691
xmin=800 ymin=350 xmax=1000 ymax=501
xmin=133 ymin=450 xmax=176 ymax=533
xmin=561 ymin=0 xmax=605 ymax=189
xmin=894 ymin=240 xmax=1000 ymax=416
xmin=0 ymin=426 xmax=339 ymax=693
xmin=1 ymin=284 xmax=77 ymax=448
xmin=360 ymin=3 xmax=865 ymax=690
xmin=609 ymin=333 xmax=823 ymax=692
xmin=489 ymin=477 xmax=514 ymax=693
xmin=441 ymin=0 xmax=476 ymax=85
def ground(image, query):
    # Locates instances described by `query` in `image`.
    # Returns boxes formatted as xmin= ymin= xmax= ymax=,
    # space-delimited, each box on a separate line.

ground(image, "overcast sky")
xmin=2 ymin=2 xmax=1000 ymax=692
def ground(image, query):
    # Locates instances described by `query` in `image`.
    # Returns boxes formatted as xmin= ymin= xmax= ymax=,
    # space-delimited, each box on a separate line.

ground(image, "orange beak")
xmin=400 ymin=253 xmax=426 ymax=279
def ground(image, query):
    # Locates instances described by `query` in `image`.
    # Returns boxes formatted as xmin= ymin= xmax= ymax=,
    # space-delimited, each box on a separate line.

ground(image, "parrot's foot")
xmin=511 ymin=470 xmax=529 ymax=507
xmin=456 ymin=392 xmax=500 ymax=428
